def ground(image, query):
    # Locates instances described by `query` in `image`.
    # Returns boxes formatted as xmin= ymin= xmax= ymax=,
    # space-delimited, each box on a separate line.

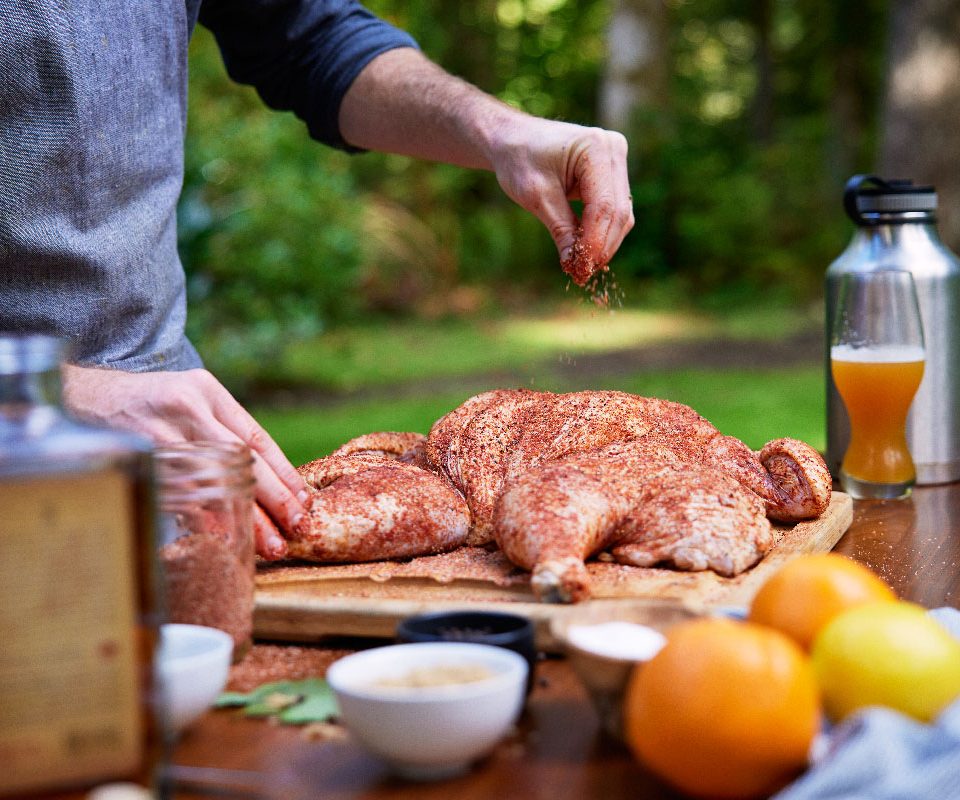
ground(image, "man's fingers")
xmin=144 ymin=414 xmax=294 ymax=558
xmin=173 ymin=385 xmax=302 ymax=555
xmin=163 ymin=372 xmax=306 ymax=537
xmin=208 ymin=388 xmax=309 ymax=503
xmin=202 ymin=379 xmax=310 ymax=532
xmin=246 ymin=421 xmax=310 ymax=503
xmin=513 ymin=177 xmax=581 ymax=261
xmin=600 ymin=140 xmax=635 ymax=262
xmin=575 ymin=131 xmax=633 ymax=266
xmin=254 ymin=503 xmax=289 ymax=561
xmin=501 ymin=124 xmax=633 ymax=280
xmin=170 ymin=410 xmax=307 ymax=540
xmin=62 ymin=366 xmax=307 ymax=556
xmin=250 ymin=447 xmax=306 ymax=533
xmin=201 ymin=417 xmax=306 ymax=536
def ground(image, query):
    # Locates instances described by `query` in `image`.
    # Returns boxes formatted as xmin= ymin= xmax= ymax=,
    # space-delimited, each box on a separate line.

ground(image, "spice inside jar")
xmin=154 ymin=442 xmax=255 ymax=661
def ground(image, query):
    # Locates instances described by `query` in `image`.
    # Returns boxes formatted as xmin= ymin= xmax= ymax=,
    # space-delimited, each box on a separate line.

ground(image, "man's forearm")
xmin=338 ymin=46 xmax=634 ymax=281
xmin=338 ymin=48 xmax=522 ymax=170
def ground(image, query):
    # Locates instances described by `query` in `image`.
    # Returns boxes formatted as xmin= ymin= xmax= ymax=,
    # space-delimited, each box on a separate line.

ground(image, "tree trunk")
xmin=748 ymin=0 xmax=775 ymax=145
xmin=828 ymin=2 xmax=886 ymax=182
xmin=598 ymin=0 xmax=669 ymax=132
xmin=880 ymin=0 xmax=960 ymax=250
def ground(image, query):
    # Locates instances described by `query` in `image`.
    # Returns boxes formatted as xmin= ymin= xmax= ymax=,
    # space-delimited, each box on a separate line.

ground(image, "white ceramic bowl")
xmin=550 ymin=599 xmax=700 ymax=741
xmin=326 ymin=642 xmax=527 ymax=780
xmin=156 ymin=623 xmax=233 ymax=734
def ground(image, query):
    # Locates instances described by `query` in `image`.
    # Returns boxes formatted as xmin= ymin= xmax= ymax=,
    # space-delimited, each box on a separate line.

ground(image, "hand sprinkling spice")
xmin=561 ymin=226 xmax=609 ymax=287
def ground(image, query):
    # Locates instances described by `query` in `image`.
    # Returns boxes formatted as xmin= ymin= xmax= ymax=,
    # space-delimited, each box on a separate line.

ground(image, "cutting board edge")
xmin=255 ymin=594 xmax=579 ymax=650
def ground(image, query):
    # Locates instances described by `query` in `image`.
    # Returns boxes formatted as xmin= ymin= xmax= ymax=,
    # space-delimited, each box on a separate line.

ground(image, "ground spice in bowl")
xmin=373 ymin=662 xmax=497 ymax=689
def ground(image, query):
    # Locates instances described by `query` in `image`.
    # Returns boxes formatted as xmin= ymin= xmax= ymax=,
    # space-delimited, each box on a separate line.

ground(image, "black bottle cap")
xmin=844 ymin=174 xmax=937 ymax=225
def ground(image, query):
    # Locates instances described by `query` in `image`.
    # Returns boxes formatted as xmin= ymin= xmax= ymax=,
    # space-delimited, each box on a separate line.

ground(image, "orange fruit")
xmin=748 ymin=553 xmax=895 ymax=650
xmin=623 ymin=617 xmax=821 ymax=800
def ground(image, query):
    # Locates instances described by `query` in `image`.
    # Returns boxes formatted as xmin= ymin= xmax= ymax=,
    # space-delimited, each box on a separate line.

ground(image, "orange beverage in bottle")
xmin=831 ymin=344 xmax=925 ymax=488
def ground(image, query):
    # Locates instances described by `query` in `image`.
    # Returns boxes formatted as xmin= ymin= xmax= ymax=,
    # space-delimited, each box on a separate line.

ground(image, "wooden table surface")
xmin=162 ymin=483 xmax=960 ymax=799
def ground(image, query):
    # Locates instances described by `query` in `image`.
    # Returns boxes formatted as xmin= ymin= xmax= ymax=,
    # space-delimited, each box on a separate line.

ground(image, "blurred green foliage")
xmin=622 ymin=0 xmax=889 ymax=303
xmin=242 ymin=303 xmax=817 ymax=394
xmin=180 ymin=32 xmax=364 ymax=377
xmin=181 ymin=0 xmax=889 ymax=379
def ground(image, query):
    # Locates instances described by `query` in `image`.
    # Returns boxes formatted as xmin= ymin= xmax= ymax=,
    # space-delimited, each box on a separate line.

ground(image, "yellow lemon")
xmin=811 ymin=601 xmax=960 ymax=723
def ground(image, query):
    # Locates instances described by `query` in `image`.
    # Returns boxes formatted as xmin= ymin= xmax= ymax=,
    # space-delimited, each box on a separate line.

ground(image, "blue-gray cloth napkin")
xmin=774 ymin=607 xmax=960 ymax=800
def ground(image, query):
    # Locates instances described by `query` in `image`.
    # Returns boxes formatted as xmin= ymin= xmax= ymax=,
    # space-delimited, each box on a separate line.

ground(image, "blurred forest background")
xmin=179 ymin=0 xmax=960 ymax=461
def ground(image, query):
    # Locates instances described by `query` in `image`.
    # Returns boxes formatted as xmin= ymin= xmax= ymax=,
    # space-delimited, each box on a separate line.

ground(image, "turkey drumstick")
xmin=493 ymin=440 xmax=686 ymax=602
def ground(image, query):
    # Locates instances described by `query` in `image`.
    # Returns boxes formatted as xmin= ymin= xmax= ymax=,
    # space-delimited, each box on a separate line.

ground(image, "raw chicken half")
xmin=286 ymin=392 xmax=832 ymax=602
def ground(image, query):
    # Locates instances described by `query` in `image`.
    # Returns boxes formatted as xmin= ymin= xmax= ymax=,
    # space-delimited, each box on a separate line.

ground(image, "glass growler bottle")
xmin=0 ymin=336 xmax=162 ymax=795
xmin=826 ymin=176 xmax=960 ymax=485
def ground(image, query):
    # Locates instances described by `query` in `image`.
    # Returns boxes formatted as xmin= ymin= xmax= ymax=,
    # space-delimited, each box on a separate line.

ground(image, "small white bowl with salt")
xmin=327 ymin=641 xmax=527 ymax=780
xmin=550 ymin=599 xmax=700 ymax=740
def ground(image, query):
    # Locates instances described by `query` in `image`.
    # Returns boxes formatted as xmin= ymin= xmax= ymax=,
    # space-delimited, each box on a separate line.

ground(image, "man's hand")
xmin=62 ymin=365 xmax=307 ymax=560
xmin=339 ymin=49 xmax=634 ymax=282
xmin=486 ymin=118 xmax=633 ymax=284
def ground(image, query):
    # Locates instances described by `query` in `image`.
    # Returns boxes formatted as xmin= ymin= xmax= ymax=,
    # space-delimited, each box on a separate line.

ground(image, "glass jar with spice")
xmin=154 ymin=442 xmax=256 ymax=662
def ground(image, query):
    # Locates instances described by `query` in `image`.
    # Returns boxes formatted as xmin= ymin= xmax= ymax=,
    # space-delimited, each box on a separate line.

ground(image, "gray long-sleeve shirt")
xmin=0 ymin=0 xmax=416 ymax=370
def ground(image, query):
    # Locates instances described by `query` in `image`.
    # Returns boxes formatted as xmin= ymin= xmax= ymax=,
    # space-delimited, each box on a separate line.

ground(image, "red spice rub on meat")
xmin=290 ymin=457 xmax=470 ymax=563
xmin=284 ymin=389 xmax=832 ymax=603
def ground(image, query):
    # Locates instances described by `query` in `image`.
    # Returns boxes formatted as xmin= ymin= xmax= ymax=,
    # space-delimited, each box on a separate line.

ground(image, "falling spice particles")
xmin=159 ymin=528 xmax=255 ymax=652
xmin=585 ymin=269 xmax=622 ymax=310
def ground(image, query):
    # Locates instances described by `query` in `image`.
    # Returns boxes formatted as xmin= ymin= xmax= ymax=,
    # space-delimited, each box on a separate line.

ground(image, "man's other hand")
xmin=62 ymin=365 xmax=307 ymax=560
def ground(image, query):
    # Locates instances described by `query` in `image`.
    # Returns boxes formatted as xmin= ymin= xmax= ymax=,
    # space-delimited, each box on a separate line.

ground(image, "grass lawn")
xmin=253 ymin=365 xmax=824 ymax=467
xmin=239 ymin=300 xmax=826 ymax=465
xmin=235 ymin=303 xmax=822 ymax=392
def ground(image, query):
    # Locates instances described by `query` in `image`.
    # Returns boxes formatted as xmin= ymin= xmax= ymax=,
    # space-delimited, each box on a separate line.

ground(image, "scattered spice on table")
xmin=301 ymin=722 xmax=350 ymax=743
xmin=227 ymin=644 xmax=351 ymax=693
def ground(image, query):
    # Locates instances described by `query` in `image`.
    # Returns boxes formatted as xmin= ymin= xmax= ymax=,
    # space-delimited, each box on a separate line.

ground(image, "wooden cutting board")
xmin=254 ymin=492 xmax=853 ymax=650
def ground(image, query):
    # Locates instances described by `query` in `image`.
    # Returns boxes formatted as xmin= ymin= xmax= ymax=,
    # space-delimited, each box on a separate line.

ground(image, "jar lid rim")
xmin=153 ymin=441 xmax=254 ymax=461
xmin=153 ymin=441 xmax=256 ymax=490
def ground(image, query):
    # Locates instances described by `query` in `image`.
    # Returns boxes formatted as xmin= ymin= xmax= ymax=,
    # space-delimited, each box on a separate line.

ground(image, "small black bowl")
xmin=396 ymin=611 xmax=537 ymax=695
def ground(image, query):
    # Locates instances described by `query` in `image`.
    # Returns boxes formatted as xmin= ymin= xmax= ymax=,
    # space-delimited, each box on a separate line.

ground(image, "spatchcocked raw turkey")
xmin=287 ymin=389 xmax=831 ymax=602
